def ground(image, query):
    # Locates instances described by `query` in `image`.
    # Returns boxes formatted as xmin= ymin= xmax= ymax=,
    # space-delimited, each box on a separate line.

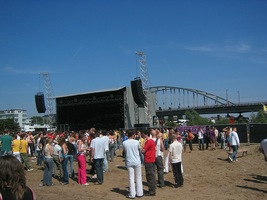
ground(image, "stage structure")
xmin=56 ymin=87 xmax=156 ymax=131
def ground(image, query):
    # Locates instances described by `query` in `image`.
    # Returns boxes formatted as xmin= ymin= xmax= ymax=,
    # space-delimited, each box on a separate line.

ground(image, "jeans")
xmin=67 ymin=155 xmax=74 ymax=177
xmin=108 ymin=145 xmax=116 ymax=162
xmin=1 ymin=150 xmax=12 ymax=157
xmin=144 ymin=162 xmax=156 ymax=195
xmin=171 ymin=162 xmax=183 ymax=186
xmin=37 ymin=150 xmax=43 ymax=165
xmin=127 ymin=165 xmax=143 ymax=198
xmin=94 ymin=158 xmax=104 ymax=184
xmin=43 ymin=157 xmax=53 ymax=186
xmin=230 ymin=145 xmax=238 ymax=161
xmin=198 ymin=138 xmax=204 ymax=150
xmin=221 ymin=138 xmax=226 ymax=149
xmin=61 ymin=156 xmax=69 ymax=183
xmin=163 ymin=139 xmax=169 ymax=150
xmin=28 ymin=143 xmax=35 ymax=157
xmin=155 ymin=156 xmax=165 ymax=186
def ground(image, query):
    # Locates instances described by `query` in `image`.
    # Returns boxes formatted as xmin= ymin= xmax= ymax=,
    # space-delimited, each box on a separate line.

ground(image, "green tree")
xmin=250 ymin=110 xmax=267 ymax=123
xmin=185 ymin=110 xmax=210 ymax=125
xmin=0 ymin=118 xmax=20 ymax=133
xmin=31 ymin=116 xmax=44 ymax=124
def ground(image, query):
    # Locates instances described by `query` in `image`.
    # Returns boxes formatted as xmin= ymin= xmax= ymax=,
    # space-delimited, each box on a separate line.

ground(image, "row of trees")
xmin=165 ymin=109 xmax=267 ymax=126
xmin=1 ymin=110 xmax=267 ymax=133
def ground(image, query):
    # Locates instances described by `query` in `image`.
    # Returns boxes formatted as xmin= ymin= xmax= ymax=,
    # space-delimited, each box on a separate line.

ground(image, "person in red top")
xmin=142 ymin=129 xmax=156 ymax=196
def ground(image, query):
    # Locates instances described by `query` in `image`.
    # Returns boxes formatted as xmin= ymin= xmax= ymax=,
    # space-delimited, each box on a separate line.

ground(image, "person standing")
xmin=12 ymin=133 xmax=21 ymax=162
xmin=59 ymin=137 xmax=69 ymax=185
xmin=151 ymin=129 xmax=165 ymax=188
xmin=40 ymin=138 xmax=54 ymax=186
xmin=0 ymin=129 xmax=13 ymax=156
xmin=66 ymin=137 xmax=76 ymax=178
xmin=90 ymin=131 xmax=106 ymax=185
xmin=123 ymin=130 xmax=143 ymax=199
xmin=52 ymin=139 xmax=63 ymax=181
xmin=142 ymin=130 xmax=156 ymax=196
xmin=108 ymin=131 xmax=116 ymax=162
xmin=36 ymin=132 xmax=44 ymax=166
xmin=20 ymin=133 xmax=33 ymax=171
xmin=186 ymin=129 xmax=194 ymax=152
xmin=197 ymin=127 xmax=204 ymax=150
xmin=209 ymin=127 xmax=216 ymax=150
xmin=100 ymin=131 xmax=109 ymax=173
xmin=228 ymin=127 xmax=240 ymax=162
xmin=77 ymin=133 xmax=89 ymax=186
xmin=169 ymin=134 xmax=184 ymax=188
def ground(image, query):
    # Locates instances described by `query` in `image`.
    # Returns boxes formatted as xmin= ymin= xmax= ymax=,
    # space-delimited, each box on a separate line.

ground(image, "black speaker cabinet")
xmin=131 ymin=79 xmax=146 ymax=107
xmin=35 ymin=92 xmax=46 ymax=113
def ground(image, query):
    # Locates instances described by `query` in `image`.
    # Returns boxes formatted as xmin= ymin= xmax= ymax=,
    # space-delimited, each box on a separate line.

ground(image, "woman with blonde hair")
xmin=40 ymin=137 xmax=54 ymax=186
xmin=0 ymin=155 xmax=36 ymax=200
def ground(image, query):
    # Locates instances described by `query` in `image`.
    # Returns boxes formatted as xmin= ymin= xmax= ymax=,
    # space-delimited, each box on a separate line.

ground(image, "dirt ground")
xmin=26 ymin=143 xmax=267 ymax=200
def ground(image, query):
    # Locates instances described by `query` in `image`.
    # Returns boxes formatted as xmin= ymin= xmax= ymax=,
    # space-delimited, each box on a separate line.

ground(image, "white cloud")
xmin=3 ymin=67 xmax=45 ymax=75
xmin=224 ymin=42 xmax=250 ymax=53
xmin=184 ymin=45 xmax=216 ymax=52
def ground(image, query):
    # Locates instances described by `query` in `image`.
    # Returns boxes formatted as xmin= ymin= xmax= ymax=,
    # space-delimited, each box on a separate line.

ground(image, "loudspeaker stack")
xmin=35 ymin=92 xmax=46 ymax=113
xmin=131 ymin=78 xmax=146 ymax=107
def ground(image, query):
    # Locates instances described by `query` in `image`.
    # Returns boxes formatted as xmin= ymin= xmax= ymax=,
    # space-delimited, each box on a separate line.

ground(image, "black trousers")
xmin=145 ymin=162 xmax=156 ymax=194
xmin=171 ymin=162 xmax=183 ymax=186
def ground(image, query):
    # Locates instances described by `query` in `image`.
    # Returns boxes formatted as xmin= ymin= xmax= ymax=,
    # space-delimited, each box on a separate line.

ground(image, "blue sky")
xmin=0 ymin=0 xmax=267 ymax=117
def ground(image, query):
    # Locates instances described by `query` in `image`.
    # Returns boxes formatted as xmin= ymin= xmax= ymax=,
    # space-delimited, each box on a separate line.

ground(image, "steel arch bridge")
xmin=149 ymin=86 xmax=235 ymax=111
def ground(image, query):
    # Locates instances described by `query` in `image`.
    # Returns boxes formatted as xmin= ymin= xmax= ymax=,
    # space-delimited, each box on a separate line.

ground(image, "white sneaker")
xmin=27 ymin=168 xmax=33 ymax=171
xmin=92 ymin=174 xmax=97 ymax=179
xmin=228 ymin=156 xmax=233 ymax=162
xmin=82 ymin=183 xmax=89 ymax=186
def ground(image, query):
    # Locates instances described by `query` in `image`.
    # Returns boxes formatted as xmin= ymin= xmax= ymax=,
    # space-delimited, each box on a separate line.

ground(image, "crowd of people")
xmin=0 ymin=125 xmax=266 ymax=199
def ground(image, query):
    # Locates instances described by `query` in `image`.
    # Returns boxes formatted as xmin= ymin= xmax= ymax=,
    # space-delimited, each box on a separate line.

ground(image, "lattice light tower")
xmin=40 ymin=72 xmax=55 ymax=126
xmin=136 ymin=51 xmax=152 ymax=125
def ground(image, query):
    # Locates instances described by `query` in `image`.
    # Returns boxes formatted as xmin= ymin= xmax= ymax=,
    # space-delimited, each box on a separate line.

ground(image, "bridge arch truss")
xmin=149 ymin=86 xmax=235 ymax=111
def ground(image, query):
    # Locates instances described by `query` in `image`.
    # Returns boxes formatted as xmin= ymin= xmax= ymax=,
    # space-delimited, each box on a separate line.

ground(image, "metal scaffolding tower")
xmin=40 ymin=72 xmax=55 ymax=126
xmin=136 ymin=51 xmax=152 ymax=126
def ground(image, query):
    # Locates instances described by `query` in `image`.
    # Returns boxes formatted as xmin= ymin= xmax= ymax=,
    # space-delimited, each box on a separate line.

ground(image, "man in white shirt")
xmin=123 ymin=130 xmax=143 ymax=199
xmin=169 ymin=133 xmax=183 ymax=188
xmin=228 ymin=127 xmax=240 ymax=162
xmin=90 ymin=131 xmax=106 ymax=185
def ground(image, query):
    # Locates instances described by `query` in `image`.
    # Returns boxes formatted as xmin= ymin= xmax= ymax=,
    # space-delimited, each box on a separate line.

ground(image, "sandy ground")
xmin=26 ymin=143 xmax=267 ymax=200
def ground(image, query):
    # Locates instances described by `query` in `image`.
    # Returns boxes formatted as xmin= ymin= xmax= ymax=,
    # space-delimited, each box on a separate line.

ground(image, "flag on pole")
xmin=263 ymin=104 xmax=267 ymax=114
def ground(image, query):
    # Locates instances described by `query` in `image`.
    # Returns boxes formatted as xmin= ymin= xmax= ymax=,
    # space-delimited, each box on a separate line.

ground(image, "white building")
xmin=0 ymin=109 xmax=28 ymax=129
